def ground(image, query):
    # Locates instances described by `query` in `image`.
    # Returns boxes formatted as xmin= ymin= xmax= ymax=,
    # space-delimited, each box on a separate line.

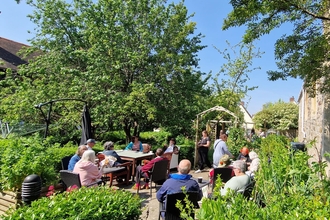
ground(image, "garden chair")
xmin=61 ymin=155 xmax=72 ymax=170
xmin=158 ymin=191 xmax=200 ymax=220
xmin=59 ymin=170 xmax=101 ymax=190
xmin=212 ymin=167 xmax=234 ymax=191
xmin=163 ymin=152 xmax=173 ymax=173
xmin=148 ymin=159 xmax=170 ymax=197
xmin=137 ymin=159 xmax=169 ymax=197
xmin=97 ymin=153 xmax=132 ymax=187
xmin=169 ymin=146 xmax=180 ymax=170
xmin=238 ymin=180 xmax=255 ymax=200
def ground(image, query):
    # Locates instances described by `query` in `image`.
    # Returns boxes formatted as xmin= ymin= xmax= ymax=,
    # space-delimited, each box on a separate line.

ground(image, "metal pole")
xmin=44 ymin=102 xmax=53 ymax=138
xmin=35 ymin=98 xmax=87 ymax=138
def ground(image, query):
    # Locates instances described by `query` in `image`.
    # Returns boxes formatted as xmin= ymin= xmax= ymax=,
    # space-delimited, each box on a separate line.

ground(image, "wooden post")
xmin=194 ymin=115 xmax=199 ymax=168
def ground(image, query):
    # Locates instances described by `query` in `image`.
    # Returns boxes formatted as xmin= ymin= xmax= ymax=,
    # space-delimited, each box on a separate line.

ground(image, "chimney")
xmin=289 ymin=96 xmax=295 ymax=103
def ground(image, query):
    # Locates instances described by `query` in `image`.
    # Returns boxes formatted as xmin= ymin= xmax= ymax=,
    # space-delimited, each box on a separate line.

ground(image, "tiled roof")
xmin=0 ymin=37 xmax=30 ymax=71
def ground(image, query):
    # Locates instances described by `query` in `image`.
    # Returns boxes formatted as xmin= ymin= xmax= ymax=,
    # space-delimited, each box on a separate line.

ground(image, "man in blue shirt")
xmin=68 ymin=145 xmax=88 ymax=171
xmin=156 ymin=159 xmax=202 ymax=205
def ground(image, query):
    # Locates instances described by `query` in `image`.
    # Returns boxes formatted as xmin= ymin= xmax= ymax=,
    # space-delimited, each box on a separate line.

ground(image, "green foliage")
xmin=178 ymin=145 xmax=195 ymax=165
xmin=191 ymin=135 xmax=330 ymax=218
xmin=227 ymin=127 xmax=251 ymax=157
xmin=4 ymin=187 xmax=142 ymax=219
xmin=0 ymin=0 xmax=210 ymax=143
xmin=253 ymin=100 xmax=298 ymax=131
xmin=224 ymin=0 xmax=330 ymax=95
xmin=202 ymin=42 xmax=261 ymax=128
xmin=0 ymin=137 xmax=76 ymax=191
xmin=139 ymin=131 xmax=171 ymax=147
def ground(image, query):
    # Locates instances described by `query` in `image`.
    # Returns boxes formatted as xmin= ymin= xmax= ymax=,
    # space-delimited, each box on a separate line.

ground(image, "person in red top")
xmin=133 ymin=148 xmax=168 ymax=190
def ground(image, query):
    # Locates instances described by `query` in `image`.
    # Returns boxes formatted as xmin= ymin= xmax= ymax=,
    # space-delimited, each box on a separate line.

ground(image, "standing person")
xmin=68 ymin=145 xmax=88 ymax=171
xmin=86 ymin=139 xmax=96 ymax=150
xmin=163 ymin=138 xmax=179 ymax=154
xmin=195 ymin=130 xmax=212 ymax=173
xmin=125 ymin=136 xmax=143 ymax=152
xmin=156 ymin=159 xmax=202 ymax=208
xmin=132 ymin=148 xmax=168 ymax=190
xmin=212 ymin=133 xmax=234 ymax=168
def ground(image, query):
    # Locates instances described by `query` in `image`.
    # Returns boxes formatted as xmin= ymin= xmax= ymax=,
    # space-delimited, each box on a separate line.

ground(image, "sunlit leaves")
xmin=225 ymin=0 xmax=330 ymax=94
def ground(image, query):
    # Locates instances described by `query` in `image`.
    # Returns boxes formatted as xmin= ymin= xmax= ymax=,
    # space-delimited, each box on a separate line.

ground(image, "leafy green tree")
xmin=224 ymin=0 xmax=330 ymax=95
xmin=0 ymin=0 xmax=209 ymax=142
xmin=201 ymin=42 xmax=261 ymax=129
xmin=253 ymin=100 xmax=298 ymax=131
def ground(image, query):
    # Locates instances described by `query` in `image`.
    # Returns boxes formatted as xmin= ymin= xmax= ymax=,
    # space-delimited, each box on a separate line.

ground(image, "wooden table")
xmin=116 ymin=150 xmax=154 ymax=180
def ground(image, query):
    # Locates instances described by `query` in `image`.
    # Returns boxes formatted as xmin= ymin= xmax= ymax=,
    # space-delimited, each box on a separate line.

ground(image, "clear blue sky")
xmin=0 ymin=0 xmax=303 ymax=115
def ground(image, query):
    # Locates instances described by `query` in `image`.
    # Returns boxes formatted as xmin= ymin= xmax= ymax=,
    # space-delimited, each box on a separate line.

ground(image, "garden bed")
xmin=0 ymin=184 xmax=63 ymax=216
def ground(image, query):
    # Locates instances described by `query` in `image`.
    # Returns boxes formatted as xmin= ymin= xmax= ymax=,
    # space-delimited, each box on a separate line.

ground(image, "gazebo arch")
xmin=194 ymin=106 xmax=239 ymax=167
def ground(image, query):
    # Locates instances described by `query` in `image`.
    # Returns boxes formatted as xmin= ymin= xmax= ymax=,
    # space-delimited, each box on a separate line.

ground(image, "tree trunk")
xmin=123 ymin=120 xmax=131 ymax=144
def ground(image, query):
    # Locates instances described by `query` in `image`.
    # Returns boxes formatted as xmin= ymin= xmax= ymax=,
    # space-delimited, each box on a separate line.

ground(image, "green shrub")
xmin=227 ymin=127 xmax=252 ymax=157
xmin=178 ymin=145 xmax=195 ymax=165
xmin=140 ymin=131 xmax=171 ymax=146
xmin=192 ymin=135 xmax=330 ymax=218
xmin=0 ymin=137 xmax=76 ymax=191
xmin=4 ymin=187 xmax=142 ymax=220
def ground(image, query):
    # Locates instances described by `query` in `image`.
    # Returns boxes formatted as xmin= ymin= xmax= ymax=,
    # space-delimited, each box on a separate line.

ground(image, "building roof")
xmin=0 ymin=37 xmax=30 ymax=71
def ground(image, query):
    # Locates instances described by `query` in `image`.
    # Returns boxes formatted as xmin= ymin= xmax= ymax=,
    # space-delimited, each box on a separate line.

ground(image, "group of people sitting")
xmin=65 ymin=134 xmax=259 ymax=216
xmin=66 ymin=137 xmax=180 ymax=187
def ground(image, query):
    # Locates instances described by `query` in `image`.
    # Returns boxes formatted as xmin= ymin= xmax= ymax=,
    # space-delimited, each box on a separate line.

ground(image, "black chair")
xmin=212 ymin=167 xmax=233 ymax=191
xmin=59 ymin=170 xmax=100 ymax=190
xmin=149 ymin=159 xmax=170 ymax=197
xmin=158 ymin=191 xmax=200 ymax=220
xmin=61 ymin=156 xmax=72 ymax=170
xmin=137 ymin=159 xmax=169 ymax=196
xmin=240 ymin=181 xmax=255 ymax=200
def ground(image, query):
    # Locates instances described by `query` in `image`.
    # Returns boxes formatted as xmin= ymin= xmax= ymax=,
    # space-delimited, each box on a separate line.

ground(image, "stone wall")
xmin=298 ymin=88 xmax=330 ymax=177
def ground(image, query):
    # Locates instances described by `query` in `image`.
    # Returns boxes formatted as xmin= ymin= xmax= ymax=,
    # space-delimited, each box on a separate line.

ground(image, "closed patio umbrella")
xmin=80 ymin=105 xmax=92 ymax=145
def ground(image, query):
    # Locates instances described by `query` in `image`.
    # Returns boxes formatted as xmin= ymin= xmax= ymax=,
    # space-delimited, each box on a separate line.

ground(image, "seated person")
xmin=163 ymin=138 xmax=179 ymax=154
xmin=102 ymin=141 xmax=123 ymax=166
xmin=156 ymin=159 xmax=202 ymax=205
xmin=245 ymin=151 xmax=260 ymax=178
xmin=209 ymin=154 xmax=232 ymax=184
xmin=142 ymin=143 xmax=152 ymax=153
xmin=237 ymin=147 xmax=252 ymax=164
xmin=68 ymin=145 xmax=88 ymax=171
xmin=73 ymin=150 xmax=106 ymax=186
xmin=132 ymin=148 xmax=168 ymax=190
xmin=85 ymin=139 xmax=96 ymax=150
xmin=125 ymin=136 xmax=143 ymax=152
xmin=220 ymin=160 xmax=250 ymax=196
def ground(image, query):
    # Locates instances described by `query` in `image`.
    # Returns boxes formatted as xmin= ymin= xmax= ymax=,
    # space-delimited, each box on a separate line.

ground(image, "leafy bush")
xmin=140 ymin=131 xmax=171 ymax=146
xmin=192 ymin=135 xmax=330 ymax=218
xmin=0 ymin=137 xmax=76 ymax=191
xmin=4 ymin=187 xmax=142 ymax=219
xmin=227 ymin=127 xmax=252 ymax=157
xmin=178 ymin=145 xmax=195 ymax=165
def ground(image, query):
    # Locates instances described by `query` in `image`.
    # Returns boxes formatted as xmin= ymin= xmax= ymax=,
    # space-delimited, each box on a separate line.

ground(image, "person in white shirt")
xmin=86 ymin=139 xmax=96 ymax=150
xmin=163 ymin=138 xmax=179 ymax=154
xmin=245 ymin=151 xmax=260 ymax=178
